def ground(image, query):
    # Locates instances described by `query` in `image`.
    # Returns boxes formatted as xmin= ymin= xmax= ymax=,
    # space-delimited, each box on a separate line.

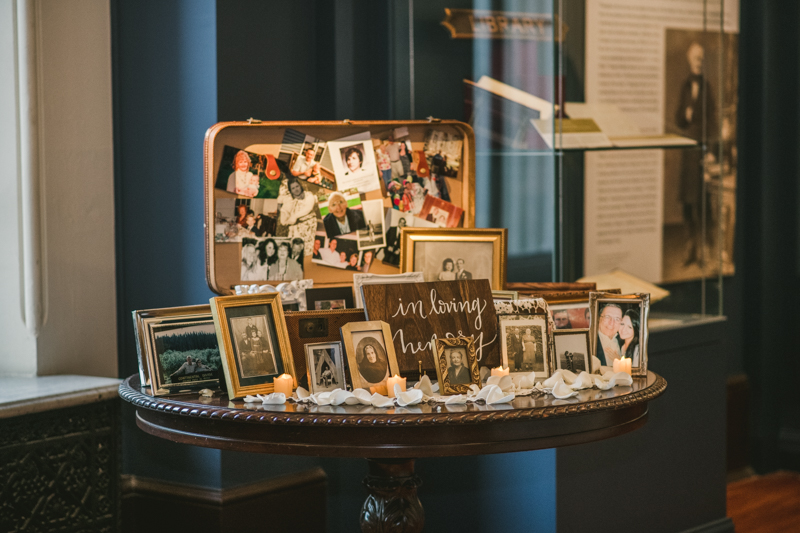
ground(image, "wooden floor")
xmin=728 ymin=471 xmax=800 ymax=532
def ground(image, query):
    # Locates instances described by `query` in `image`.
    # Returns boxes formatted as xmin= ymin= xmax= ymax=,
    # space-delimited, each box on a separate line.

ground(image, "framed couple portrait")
xmin=210 ymin=293 xmax=296 ymax=399
xmin=589 ymin=292 xmax=650 ymax=377
xmin=399 ymin=228 xmax=507 ymax=290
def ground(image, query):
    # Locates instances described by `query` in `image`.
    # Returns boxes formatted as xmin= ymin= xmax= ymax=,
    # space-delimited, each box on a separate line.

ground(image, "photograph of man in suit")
xmin=447 ymin=349 xmax=471 ymax=385
xmin=382 ymin=217 xmax=406 ymax=266
xmin=454 ymin=259 xmax=472 ymax=280
xmin=506 ymin=327 xmax=523 ymax=371
xmin=323 ymin=191 xmax=365 ymax=239
xmin=675 ymin=41 xmax=716 ymax=266
xmin=596 ymin=303 xmax=622 ymax=367
xmin=245 ymin=318 xmax=259 ymax=339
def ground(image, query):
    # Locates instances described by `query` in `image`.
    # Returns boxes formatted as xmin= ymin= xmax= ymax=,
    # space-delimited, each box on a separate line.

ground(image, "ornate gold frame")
xmin=589 ymin=291 xmax=650 ymax=377
xmin=399 ymin=228 xmax=508 ymax=290
xmin=433 ymin=336 xmax=480 ymax=395
xmin=210 ymin=293 xmax=296 ymax=399
xmin=340 ymin=320 xmax=400 ymax=390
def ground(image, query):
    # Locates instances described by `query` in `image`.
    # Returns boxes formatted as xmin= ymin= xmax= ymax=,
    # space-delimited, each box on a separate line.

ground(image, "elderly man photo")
xmin=553 ymin=310 xmax=573 ymax=330
xmin=323 ymin=191 xmax=366 ymax=239
xmin=596 ymin=303 xmax=623 ymax=366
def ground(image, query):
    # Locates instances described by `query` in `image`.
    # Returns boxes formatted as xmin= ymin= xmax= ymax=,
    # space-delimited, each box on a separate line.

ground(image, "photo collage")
xmin=213 ymin=127 xmax=465 ymax=283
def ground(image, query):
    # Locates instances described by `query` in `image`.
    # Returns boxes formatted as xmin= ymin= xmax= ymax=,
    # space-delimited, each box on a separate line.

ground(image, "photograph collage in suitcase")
xmin=213 ymin=126 xmax=466 ymax=283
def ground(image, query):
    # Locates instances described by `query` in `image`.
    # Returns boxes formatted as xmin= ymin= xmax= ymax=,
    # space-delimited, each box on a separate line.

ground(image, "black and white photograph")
xmin=549 ymin=303 xmax=591 ymax=330
xmin=240 ymin=237 xmax=304 ymax=282
xmin=229 ymin=315 xmax=278 ymax=379
xmin=352 ymin=332 xmax=390 ymax=387
xmin=590 ymin=293 xmax=650 ymax=375
xmin=500 ymin=316 xmax=549 ymax=378
xmin=357 ymin=199 xmax=386 ymax=250
xmin=434 ymin=336 xmax=480 ymax=395
xmin=553 ymin=329 xmax=591 ymax=374
xmin=379 ymin=209 xmax=435 ymax=266
xmin=312 ymin=234 xmax=363 ymax=271
xmin=304 ymin=341 xmax=346 ymax=394
xmin=662 ymin=29 xmax=738 ymax=283
xmin=413 ymin=241 xmax=492 ymax=283
xmin=319 ymin=189 xmax=365 ymax=240
xmin=214 ymin=198 xmax=277 ymax=242
xmin=275 ymin=177 xmax=320 ymax=255
xmin=341 ymin=321 xmax=400 ymax=391
xmin=306 ymin=286 xmax=354 ymax=310
xmin=149 ymin=319 xmax=221 ymax=394
xmin=327 ymin=139 xmax=381 ymax=193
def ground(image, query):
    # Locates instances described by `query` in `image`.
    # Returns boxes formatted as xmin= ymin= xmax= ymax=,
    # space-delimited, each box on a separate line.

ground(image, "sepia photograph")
xmin=553 ymin=329 xmax=591 ymax=374
xmin=341 ymin=321 xmax=400 ymax=390
xmin=434 ymin=336 xmax=480 ymax=395
xmin=423 ymin=129 xmax=463 ymax=179
xmin=401 ymin=228 xmax=507 ymax=290
xmin=357 ymin=199 xmax=386 ymax=250
xmin=590 ymin=292 xmax=650 ymax=376
xmin=229 ymin=315 xmax=278 ymax=379
xmin=211 ymin=293 xmax=296 ymax=399
xmin=662 ymin=29 xmax=738 ymax=283
xmin=304 ymin=341 xmax=346 ymax=394
xmin=500 ymin=316 xmax=549 ymax=378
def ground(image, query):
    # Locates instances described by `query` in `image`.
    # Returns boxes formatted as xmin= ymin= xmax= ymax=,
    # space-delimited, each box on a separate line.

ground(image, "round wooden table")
xmin=120 ymin=372 xmax=666 ymax=532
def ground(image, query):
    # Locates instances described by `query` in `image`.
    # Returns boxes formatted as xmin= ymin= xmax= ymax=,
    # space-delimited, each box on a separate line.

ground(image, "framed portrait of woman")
xmin=340 ymin=320 xmax=400 ymax=392
xmin=400 ymin=228 xmax=507 ymax=290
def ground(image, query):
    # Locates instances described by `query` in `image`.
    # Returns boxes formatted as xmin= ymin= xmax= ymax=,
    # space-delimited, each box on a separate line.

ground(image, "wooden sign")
xmin=362 ymin=280 xmax=500 ymax=376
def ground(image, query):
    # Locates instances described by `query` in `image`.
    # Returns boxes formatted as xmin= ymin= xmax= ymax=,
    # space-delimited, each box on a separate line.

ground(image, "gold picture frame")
xmin=399 ymin=228 xmax=507 ymax=290
xmin=340 ymin=320 xmax=400 ymax=392
xmin=132 ymin=304 xmax=222 ymax=396
xmin=210 ymin=293 xmax=297 ymax=399
xmin=589 ymin=292 xmax=650 ymax=377
xmin=434 ymin=336 xmax=481 ymax=395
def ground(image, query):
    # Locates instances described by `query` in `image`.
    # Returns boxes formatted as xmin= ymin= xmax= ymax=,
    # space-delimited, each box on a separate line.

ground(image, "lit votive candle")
xmin=387 ymin=375 xmax=407 ymax=398
xmin=491 ymin=366 xmax=510 ymax=377
xmin=613 ymin=357 xmax=632 ymax=375
xmin=273 ymin=373 xmax=294 ymax=396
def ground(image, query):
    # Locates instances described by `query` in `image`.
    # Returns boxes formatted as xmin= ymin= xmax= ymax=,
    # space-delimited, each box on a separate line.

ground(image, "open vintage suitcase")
xmin=204 ymin=119 xmax=476 ymax=294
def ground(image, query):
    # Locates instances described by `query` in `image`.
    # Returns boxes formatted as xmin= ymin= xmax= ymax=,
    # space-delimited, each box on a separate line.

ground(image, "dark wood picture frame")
xmin=305 ymin=286 xmax=355 ymax=311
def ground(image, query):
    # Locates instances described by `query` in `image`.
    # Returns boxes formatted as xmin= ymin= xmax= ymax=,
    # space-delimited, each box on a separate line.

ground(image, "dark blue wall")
xmin=112 ymin=0 xmax=221 ymax=486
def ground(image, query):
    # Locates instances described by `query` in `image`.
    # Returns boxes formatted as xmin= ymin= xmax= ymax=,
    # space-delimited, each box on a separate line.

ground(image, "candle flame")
xmin=393 ymin=374 xmax=401 ymax=379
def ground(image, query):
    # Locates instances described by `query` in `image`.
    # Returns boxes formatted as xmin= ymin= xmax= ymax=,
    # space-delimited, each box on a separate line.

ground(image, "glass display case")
xmin=396 ymin=0 xmax=738 ymax=316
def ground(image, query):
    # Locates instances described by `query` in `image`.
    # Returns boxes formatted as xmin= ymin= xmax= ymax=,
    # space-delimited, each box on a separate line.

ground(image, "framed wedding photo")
xmin=434 ymin=336 xmax=480 ymax=395
xmin=210 ymin=293 xmax=296 ymax=399
xmin=133 ymin=305 xmax=222 ymax=396
xmin=589 ymin=292 xmax=650 ymax=377
xmin=340 ymin=321 xmax=400 ymax=392
xmin=553 ymin=329 xmax=592 ymax=374
xmin=400 ymin=228 xmax=507 ymax=290
xmin=304 ymin=341 xmax=346 ymax=394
